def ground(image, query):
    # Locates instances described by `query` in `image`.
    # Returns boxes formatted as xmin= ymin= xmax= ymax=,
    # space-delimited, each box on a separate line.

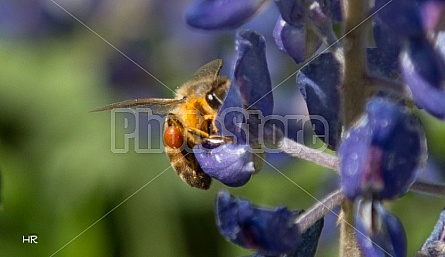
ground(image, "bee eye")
xmin=206 ymin=92 xmax=222 ymax=109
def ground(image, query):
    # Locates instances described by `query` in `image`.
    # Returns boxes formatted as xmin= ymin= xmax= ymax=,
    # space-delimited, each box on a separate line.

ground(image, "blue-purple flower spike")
xmin=418 ymin=208 xmax=445 ymax=256
xmin=215 ymin=190 xmax=324 ymax=255
xmin=185 ymin=0 xmax=268 ymax=30
xmin=400 ymin=37 xmax=445 ymax=120
xmin=339 ymin=97 xmax=427 ymax=200
xmin=355 ymin=199 xmax=407 ymax=257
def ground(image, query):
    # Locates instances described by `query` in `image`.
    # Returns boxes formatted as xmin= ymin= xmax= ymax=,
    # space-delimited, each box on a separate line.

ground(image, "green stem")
xmin=340 ymin=0 xmax=371 ymax=256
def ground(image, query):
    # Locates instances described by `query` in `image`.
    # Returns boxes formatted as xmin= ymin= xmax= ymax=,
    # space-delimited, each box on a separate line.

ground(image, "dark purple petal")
xmin=355 ymin=199 xmax=407 ymax=257
xmin=339 ymin=97 xmax=427 ymax=200
xmin=374 ymin=0 xmax=424 ymax=38
xmin=366 ymin=48 xmax=400 ymax=81
xmin=193 ymin=144 xmax=255 ymax=187
xmin=215 ymin=191 xmax=323 ymax=255
xmin=215 ymin=80 xmax=247 ymax=144
xmin=400 ymin=37 xmax=445 ymax=120
xmin=274 ymin=0 xmax=305 ymax=26
xmin=252 ymin=213 xmax=323 ymax=257
xmin=234 ymin=30 xmax=273 ymax=116
xmin=273 ymin=16 xmax=308 ymax=63
xmin=289 ymin=215 xmax=324 ymax=257
xmin=297 ymin=53 xmax=341 ymax=149
xmin=185 ymin=0 xmax=268 ymax=30
xmin=322 ymin=0 xmax=343 ymax=23
xmin=372 ymin=22 xmax=403 ymax=75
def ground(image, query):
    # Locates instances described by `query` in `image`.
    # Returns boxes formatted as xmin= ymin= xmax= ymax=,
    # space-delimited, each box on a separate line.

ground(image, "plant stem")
xmin=296 ymin=189 xmax=344 ymax=233
xmin=341 ymin=0 xmax=372 ymax=255
xmin=411 ymin=180 xmax=445 ymax=197
xmin=279 ymin=137 xmax=339 ymax=170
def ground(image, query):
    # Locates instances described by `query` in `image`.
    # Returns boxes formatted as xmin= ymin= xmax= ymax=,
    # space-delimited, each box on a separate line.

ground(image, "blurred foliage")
xmin=0 ymin=1 xmax=444 ymax=257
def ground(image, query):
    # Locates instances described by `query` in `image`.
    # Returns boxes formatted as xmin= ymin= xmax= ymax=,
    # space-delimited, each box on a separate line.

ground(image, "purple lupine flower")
xmin=400 ymin=37 xmax=445 ymax=120
xmin=339 ymin=97 xmax=427 ymax=200
xmin=194 ymin=30 xmax=274 ymax=187
xmin=185 ymin=0 xmax=268 ymax=30
xmin=215 ymin=190 xmax=323 ymax=255
xmin=355 ymin=199 xmax=407 ymax=257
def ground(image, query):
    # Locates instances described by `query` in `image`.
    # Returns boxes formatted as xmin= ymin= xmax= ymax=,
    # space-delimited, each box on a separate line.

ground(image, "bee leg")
xmin=203 ymin=114 xmax=219 ymax=134
xmin=187 ymin=127 xmax=211 ymax=138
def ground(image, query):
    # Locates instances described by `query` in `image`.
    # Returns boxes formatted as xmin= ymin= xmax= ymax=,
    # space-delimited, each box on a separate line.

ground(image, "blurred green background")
xmin=0 ymin=1 xmax=445 ymax=256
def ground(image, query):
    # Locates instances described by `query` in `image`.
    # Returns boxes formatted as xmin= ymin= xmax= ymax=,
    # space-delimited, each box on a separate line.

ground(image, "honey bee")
xmin=93 ymin=59 xmax=231 ymax=189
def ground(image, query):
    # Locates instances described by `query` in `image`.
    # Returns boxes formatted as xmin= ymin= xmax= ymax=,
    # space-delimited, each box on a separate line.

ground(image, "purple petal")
xmin=193 ymin=144 xmax=255 ymax=187
xmin=374 ymin=0 xmax=424 ymax=38
xmin=215 ymin=190 xmax=324 ymax=255
xmin=185 ymin=0 xmax=268 ymax=30
xmin=215 ymin=79 xmax=247 ymax=144
xmin=400 ymin=37 xmax=445 ymax=120
xmin=372 ymin=22 xmax=403 ymax=74
xmin=355 ymin=199 xmax=407 ymax=257
xmin=297 ymin=53 xmax=342 ymax=149
xmin=234 ymin=30 xmax=273 ymax=116
xmin=322 ymin=0 xmax=343 ymax=23
xmin=366 ymin=48 xmax=400 ymax=81
xmin=339 ymin=97 xmax=427 ymax=200
xmin=274 ymin=0 xmax=305 ymax=26
xmin=418 ymin=208 xmax=445 ymax=256
xmin=273 ymin=15 xmax=308 ymax=63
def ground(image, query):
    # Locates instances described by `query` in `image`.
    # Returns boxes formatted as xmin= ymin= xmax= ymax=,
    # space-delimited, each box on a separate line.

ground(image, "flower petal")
xmin=193 ymin=144 xmax=255 ymax=187
xmin=273 ymin=15 xmax=308 ymax=63
xmin=323 ymin=0 xmax=343 ymax=23
xmin=297 ymin=53 xmax=342 ymax=149
xmin=400 ymin=37 xmax=445 ymax=120
xmin=355 ymin=199 xmax=407 ymax=257
xmin=234 ymin=30 xmax=273 ymax=116
xmin=371 ymin=23 xmax=402 ymax=78
xmin=274 ymin=0 xmax=305 ymax=26
xmin=185 ymin=0 xmax=268 ymax=30
xmin=215 ymin=190 xmax=324 ymax=255
xmin=374 ymin=0 xmax=424 ymax=38
xmin=339 ymin=97 xmax=427 ymax=200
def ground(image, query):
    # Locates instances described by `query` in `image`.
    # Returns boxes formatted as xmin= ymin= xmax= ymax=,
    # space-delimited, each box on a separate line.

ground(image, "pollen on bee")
xmin=164 ymin=126 xmax=184 ymax=148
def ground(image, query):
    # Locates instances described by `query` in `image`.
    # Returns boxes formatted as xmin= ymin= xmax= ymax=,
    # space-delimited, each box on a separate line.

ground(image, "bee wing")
xmin=190 ymin=59 xmax=223 ymax=82
xmin=91 ymin=97 xmax=186 ymax=115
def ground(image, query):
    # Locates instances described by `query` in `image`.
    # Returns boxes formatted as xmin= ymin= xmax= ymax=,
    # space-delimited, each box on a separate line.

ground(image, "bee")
xmin=93 ymin=59 xmax=231 ymax=189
